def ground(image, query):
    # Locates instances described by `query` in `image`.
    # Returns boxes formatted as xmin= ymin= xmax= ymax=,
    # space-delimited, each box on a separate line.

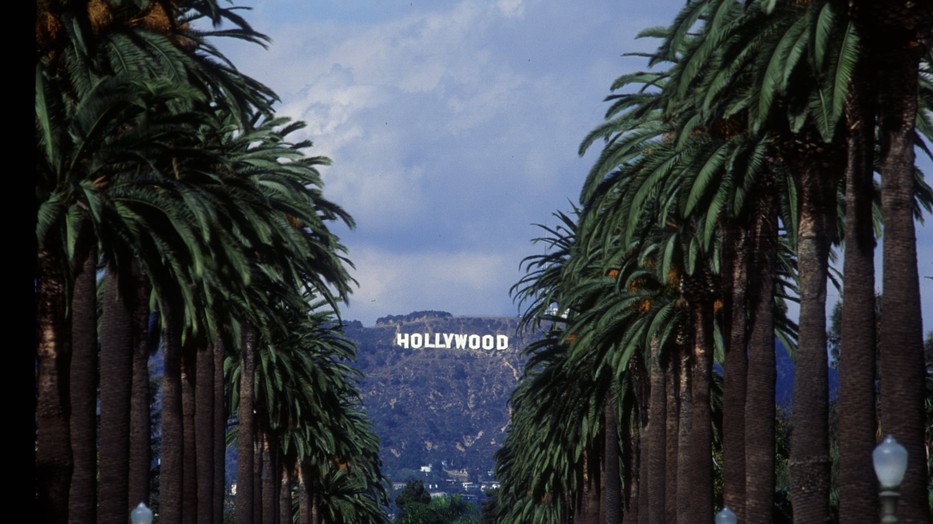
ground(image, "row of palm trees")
xmin=496 ymin=0 xmax=931 ymax=522
xmin=35 ymin=2 xmax=387 ymax=523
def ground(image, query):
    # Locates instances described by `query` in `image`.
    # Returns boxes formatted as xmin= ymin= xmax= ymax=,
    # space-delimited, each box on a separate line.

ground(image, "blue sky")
xmin=220 ymin=0 xmax=933 ymax=333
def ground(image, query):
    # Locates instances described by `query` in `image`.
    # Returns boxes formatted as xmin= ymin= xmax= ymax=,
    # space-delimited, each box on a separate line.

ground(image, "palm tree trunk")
xmin=675 ymin=340 xmax=693 ymax=523
xmin=36 ymin=247 xmax=72 ymax=524
xmin=298 ymin=462 xmax=311 ymax=524
xmin=720 ymin=221 xmax=748 ymax=522
xmin=196 ymin=341 xmax=215 ymax=524
xmin=253 ymin=428 xmax=264 ymax=524
xmin=744 ymin=193 xmax=777 ymax=524
xmin=664 ymin=350 xmax=679 ymax=524
xmin=790 ymin=150 xmax=838 ymax=524
xmin=602 ymin=394 xmax=621 ymax=524
xmin=69 ymin=228 xmax=97 ymax=523
xmin=99 ymin=268 xmax=134 ymax=523
xmin=626 ymin=417 xmax=642 ymax=524
xmin=686 ymin=298 xmax=714 ymax=522
xmin=161 ymin=302 xmax=185 ymax=524
xmin=837 ymin=53 xmax=879 ymax=524
xmin=128 ymin=269 xmax=151 ymax=510
xmin=180 ymin=344 xmax=198 ymax=524
xmin=876 ymin=35 xmax=928 ymax=524
xmin=262 ymin=433 xmax=278 ymax=524
xmin=279 ymin=465 xmax=292 ymax=524
xmin=212 ymin=334 xmax=227 ymax=524
xmin=236 ymin=324 xmax=258 ymax=524
xmin=645 ymin=337 xmax=667 ymax=524
xmin=310 ymin=473 xmax=321 ymax=524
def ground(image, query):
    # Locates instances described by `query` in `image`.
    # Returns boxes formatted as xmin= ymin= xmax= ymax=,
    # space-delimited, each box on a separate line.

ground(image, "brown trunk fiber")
xmin=236 ymin=325 xmax=258 ymax=524
xmin=877 ymin=37 xmax=928 ymax=524
xmin=160 ymin=303 xmax=184 ymax=524
xmin=69 ymin=229 xmax=98 ymax=523
xmin=212 ymin=333 xmax=227 ymax=524
xmin=128 ymin=270 xmax=151 ymax=510
xmin=645 ymin=337 xmax=667 ymax=524
xmin=602 ymin=395 xmax=621 ymax=524
xmin=262 ymin=434 xmax=278 ymax=524
xmin=686 ymin=299 xmax=714 ymax=522
xmin=279 ymin=466 xmax=292 ymax=524
xmin=720 ymin=221 xmax=748 ymax=523
xmin=298 ymin=462 xmax=311 ymax=524
xmin=99 ymin=269 xmax=133 ymax=523
xmin=36 ymin=247 xmax=72 ymax=524
xmin=837 ymin=53 xmax=879 ymax=524
xmin=664 ymin=348 xmax=680 ymax=524
xmin=789 ymin=151 xmax=837 ymax=524
xmin=181 ymin=344 xmax=198 ymax=524
xmin=744 ymin=193 xmax=777 ymax=524
xmin=675 ymin=341 xmax=693 ymax=523
xmin=196 ymin=341 xmax=215 ymax=524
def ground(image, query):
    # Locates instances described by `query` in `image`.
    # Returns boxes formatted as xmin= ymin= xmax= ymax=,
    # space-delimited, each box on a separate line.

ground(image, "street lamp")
xmin=715 ymin=506 xmax=737 ymax=524
xmin=872 ymin=435 xmax=908 ymax=524
xmin=130 ymin=502 xmax=153 ymax=524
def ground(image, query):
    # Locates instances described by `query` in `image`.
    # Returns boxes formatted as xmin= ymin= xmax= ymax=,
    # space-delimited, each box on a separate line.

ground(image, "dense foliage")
xmin=34 ymin=1 xmax=386 ymax=523
xmin=496 ymin=0 xmax=932 ymax=523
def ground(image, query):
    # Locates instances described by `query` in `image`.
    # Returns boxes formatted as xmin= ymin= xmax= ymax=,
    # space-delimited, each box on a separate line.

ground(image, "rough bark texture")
xmin=160 ymin=304 xmax=184 ymax=524
xmin=69 ymin=230 xmax=98 ymax=523
xmin=128 ymin=270 xmax=151 ymax=511
xmin=720 ymin=222 xmax=748 ymax=523
xmin=645 ymin=337 xmax=667 ymax=524
xmin=298 ymin=462 xmax=311 ymax=524
xmin=623 ymin=424 xmax=640 ymax=524
xmin=848 ymin=3 xmax=933 ymax=521
xmin=744 ymin=195 xmax=776 ymax=524
xmin=576 ymin=451 xmax=601 ymax=524
xmin=181 ymin=345 xmax=198 ymax=524
xmin=279 ymin=466 xmax=292 ymax=524
xmin=837 ymin=53 xmax=879 ymax=524
xmin=99 ymin=269 xmax=134 ymax=524
xmin=790 ymin=153 xmax=837 ymax=524
xmin=36 ymin=248 xmax=72 ymax=524
xmin=262 ymin=434 xmax=278 ymax=524
xmin=685 ymin=299 xmax=714 ymax=522
xmin=674 ymin=342 xmax=693 ymax=523
xmin=253 ymin=426 xmax=264 ymax=524
xmin=196 ymin=342 xmax=215 ymax=524
xmin=602 ymin=396 xmax=621 ymax=524
xmin=876 ymin=34 xmax=928 ymax=524
xmin=664 ymin=350 xmax=680 ymax=524
xmin=212 ymin=334 xmax=227 ymax=524
xmin=236 ymin=325 xmax=258 ymax=524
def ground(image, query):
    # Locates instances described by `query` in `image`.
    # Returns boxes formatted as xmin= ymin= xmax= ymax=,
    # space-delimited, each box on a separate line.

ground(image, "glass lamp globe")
xmin=130 ymin=502 xmax=153 ymax=524
xmin=873 ymin=435 xmax=908 ymax=489
xmin=716 ymin=506 xmax=737 ymax=524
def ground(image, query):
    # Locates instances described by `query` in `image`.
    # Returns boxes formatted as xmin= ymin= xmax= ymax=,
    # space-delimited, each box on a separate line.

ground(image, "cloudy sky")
xmin=220 ymin=0 xmax=933 ymax=332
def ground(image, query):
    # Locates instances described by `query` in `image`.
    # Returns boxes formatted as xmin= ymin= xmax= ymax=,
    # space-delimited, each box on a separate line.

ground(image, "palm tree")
xmin=36 ymin=2 xmax=280 ymax=521
xmin=850 ymin=5 xmax=933 ymax=520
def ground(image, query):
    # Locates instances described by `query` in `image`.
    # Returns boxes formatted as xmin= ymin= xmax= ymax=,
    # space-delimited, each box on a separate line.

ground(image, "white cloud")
xmin=217 ymin=0 xmax=933 ymax=336
xmin=342 ymin=246 xmax=525 ymax=325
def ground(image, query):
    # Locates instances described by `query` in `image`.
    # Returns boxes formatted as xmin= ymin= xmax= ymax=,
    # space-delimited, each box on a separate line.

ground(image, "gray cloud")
xmin=222 ymin=0 xmax=933 ymax=330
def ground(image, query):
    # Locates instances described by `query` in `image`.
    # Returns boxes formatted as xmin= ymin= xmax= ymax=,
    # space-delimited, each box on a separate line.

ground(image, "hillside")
xmin=343 ymin=311 xmax=538 ymax=484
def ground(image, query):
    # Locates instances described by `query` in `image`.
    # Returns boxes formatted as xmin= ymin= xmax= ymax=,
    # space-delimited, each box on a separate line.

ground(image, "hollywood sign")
xmin=394 ymin=332 xmax=510 ymax=351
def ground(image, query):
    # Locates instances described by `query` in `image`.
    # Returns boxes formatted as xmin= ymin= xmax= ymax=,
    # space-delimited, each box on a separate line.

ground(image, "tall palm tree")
xmin=850 ymin=5 xmax=933 ymax=521
xmin=36 ymin=2 xmax=280 ymax=521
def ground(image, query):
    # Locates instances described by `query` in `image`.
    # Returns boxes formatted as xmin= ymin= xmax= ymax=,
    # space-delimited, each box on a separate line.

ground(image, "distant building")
xmin=445 ymin=468 xmax=469 ymax=483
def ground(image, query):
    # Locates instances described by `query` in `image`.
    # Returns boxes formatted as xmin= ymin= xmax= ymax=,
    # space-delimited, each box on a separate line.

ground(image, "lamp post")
xmin=872 ymin=435 xmax=908 ymax=524
xmin=130 ymin=502 xmax=153 ymax=524
xmin=715 ymin=506 xmax=737 ymax=524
